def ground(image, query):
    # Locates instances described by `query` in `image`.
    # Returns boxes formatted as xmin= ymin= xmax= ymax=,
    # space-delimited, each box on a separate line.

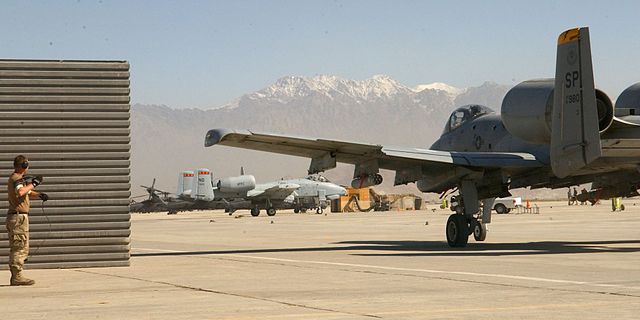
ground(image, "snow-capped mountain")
xmin=222 ymin=75 xmax=471 ymax=110
xmin=249 ymin=74 xmax=414 ymax=102
xmin=414 ymin=82 xmax=465 ymax=96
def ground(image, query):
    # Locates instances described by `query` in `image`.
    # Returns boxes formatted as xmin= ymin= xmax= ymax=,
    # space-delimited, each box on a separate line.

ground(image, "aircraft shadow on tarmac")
xmin=333 ymin=239 xmax=640 ymax=256
xmin=132 ymin=239 xmax=640 ymax=258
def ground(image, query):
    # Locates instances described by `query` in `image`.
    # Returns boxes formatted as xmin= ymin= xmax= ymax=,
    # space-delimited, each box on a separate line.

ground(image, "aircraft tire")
xmin=267 ymin=208 xmax=276 ymax=216
xmin=250 ymin=208 xmax=260 ymax=217
xmin=316 ymin=207 xmax=323 ymax=214
xmin=473 ymin=221 xmax=487 ymax=241
xmin=446 ymin=214 xmax=469 ymax=247
xmin=294 ymin=208 xmax=300 ymax=213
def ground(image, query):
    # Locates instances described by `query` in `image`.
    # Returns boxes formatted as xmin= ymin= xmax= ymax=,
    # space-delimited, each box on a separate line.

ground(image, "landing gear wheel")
xmin=316 ymin=207 xmax=323 ymax=214
xmin=250 ymin=207 xmax=260 ymax=217
xmin=495 ymin=203 xmax=507 ymax=214
xmin=446 ymin=214 xmax=469 ymax=247
xmin=294 ymin=208 xmax=300 ymax=213
xmin=473 ymin=221 xmax=487 ymax=241
xmin=266 ymin=208 xmax=276 ymax=216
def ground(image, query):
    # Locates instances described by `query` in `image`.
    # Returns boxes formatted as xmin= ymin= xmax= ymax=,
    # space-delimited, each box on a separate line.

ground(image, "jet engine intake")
xmin=351 ymin=174 xmax=383 ymax=189
xmin=216 ymin=175 xmax=256 ymax=193
xmin=501 ymin=79 xmax=614 ymax=144
xmin=595 ymin=89 xmax=614 ymax=132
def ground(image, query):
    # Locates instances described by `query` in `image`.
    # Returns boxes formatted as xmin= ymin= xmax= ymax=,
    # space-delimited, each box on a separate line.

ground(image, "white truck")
xmin=493 ymin=197 xmax=522 ymax=214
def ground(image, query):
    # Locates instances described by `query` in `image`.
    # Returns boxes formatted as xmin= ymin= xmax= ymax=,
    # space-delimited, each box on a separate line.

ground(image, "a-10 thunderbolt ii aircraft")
xmin=205 ymin=27 xmax=640 ymax=247
xmin=177 ymin=169 xmax=346 ymax=216
xmin=284 ymin=175 xmax=347 ymax=214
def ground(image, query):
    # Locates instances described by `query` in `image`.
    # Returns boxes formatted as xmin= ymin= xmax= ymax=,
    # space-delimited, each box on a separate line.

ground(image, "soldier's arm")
xmin=15 ymin=181 xmax=35 ymax=198
xmin=28 ymin=190 xmax=41 ymax=199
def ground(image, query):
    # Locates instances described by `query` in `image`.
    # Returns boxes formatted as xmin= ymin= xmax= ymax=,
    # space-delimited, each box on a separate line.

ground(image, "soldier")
xmin=6 ymin=155 xmax=48 ymax=286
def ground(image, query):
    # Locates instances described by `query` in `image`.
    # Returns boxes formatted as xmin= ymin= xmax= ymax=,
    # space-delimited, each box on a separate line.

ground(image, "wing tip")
xmin=204 ymin=128 xmax=244 ymax=147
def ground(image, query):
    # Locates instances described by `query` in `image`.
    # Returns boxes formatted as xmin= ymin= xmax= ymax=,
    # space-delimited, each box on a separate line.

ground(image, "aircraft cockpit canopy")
xmin=443 ymin=104 xmax=494 ymax=134
xmin=306 ymin=175 xmax=330 ymax=183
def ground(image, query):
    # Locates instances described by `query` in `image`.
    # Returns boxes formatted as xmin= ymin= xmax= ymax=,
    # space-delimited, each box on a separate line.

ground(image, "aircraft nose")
xmin=337 ymin=186 xmax=347 ymax=195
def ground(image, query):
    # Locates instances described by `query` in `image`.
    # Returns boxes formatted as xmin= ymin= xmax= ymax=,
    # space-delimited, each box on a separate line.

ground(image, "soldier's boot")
xmin=10 ymin=267 xmax=35 ymax=286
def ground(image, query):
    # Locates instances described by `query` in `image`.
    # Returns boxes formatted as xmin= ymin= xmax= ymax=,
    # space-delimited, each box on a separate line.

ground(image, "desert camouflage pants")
xmin=5 ymin=213 xmax=29 ymax=273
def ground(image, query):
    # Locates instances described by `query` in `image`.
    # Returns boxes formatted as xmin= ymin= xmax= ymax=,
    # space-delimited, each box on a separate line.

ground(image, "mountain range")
xmin=131 ymin=75 xmax=519 ymax=200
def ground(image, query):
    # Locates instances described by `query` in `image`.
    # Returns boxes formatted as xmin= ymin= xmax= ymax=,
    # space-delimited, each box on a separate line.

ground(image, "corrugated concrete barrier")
xmin=0 ymin=60 xmax=131 ymax=268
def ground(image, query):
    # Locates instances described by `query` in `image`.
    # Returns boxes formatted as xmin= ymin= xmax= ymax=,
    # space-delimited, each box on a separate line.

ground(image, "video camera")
xmin=20 ymin=175 xmax=43 ymax=187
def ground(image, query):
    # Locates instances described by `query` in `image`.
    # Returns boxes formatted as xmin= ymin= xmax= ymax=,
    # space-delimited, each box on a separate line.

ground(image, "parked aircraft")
xmin=177 ymin=169 xmax=346 ymax=216
xmin=205 ymin=27 xmax=640 ymax=247
xmin=130 ymin=178 xmax=197 ymax=214
xmin=282 ymin=175 xmax=347 ymax=214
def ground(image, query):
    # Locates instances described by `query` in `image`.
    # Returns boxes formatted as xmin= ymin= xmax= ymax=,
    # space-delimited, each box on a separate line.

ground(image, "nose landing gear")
xmin=446 ymin=182 xmax=493 ymax=247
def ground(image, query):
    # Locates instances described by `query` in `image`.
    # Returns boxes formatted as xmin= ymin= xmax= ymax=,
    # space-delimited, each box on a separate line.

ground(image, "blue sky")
xmin=2 ymin=0 xmax=639 ymax=108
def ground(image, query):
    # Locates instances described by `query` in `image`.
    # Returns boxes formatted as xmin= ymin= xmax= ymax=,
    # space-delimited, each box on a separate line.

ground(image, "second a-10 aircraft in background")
xmin=206 ymin=27 xmax=640 ymax=247
xmin=132 ymin=168 xmax=346 ymax=216
xmin=178 ymin=169 xmax=347 ymax=216
xmin=177 ymin=168 xmax=346 ymax=216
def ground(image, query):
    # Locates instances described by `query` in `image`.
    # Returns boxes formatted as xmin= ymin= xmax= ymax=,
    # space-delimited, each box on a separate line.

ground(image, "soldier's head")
xmin=13 ymin=155 xmax=29 ymax=173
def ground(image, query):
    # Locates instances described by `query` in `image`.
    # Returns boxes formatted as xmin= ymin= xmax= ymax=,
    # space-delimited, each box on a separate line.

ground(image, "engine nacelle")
xmin=216 ymin=175 xmax=256 ymax=193
xmin=501 ymin=79 xmax=614 ymax=144
xmin=191 ymin=168 xmax=214 ymax=202
xmin=177 ymin=170 xmax=194 ymax=196
xmin=615 ymin=82 xmax=640 ymax=116
xmin=351 ymin=174 xmax=383 ymax=189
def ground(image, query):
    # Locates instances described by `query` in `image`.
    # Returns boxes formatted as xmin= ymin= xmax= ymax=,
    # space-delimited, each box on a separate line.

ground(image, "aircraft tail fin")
xmin=551 ymin=27 xmax=601 ymax=178
xmin=177 ymin=170 xmax=194 ymax=196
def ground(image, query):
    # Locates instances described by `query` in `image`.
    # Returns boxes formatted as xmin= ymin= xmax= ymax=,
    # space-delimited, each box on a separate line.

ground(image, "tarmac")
xmin=2 ymin=201 xmax=640 ymax=319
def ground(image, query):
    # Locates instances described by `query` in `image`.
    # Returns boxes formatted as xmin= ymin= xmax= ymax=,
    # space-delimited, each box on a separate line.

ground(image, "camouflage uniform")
xmin=6 ymin=172 xmax=35 ymax=286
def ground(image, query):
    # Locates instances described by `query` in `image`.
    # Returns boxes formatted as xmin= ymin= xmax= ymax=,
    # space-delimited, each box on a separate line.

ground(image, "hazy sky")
xmin=2 ymin=0 xmax=639 ymax=108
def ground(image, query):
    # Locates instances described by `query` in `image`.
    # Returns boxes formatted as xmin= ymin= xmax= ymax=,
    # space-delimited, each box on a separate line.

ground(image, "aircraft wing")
xmin=205 ymin=129 xmax=544 ymax=192
xmin=247 ymin=183 xmax=300 ymax=201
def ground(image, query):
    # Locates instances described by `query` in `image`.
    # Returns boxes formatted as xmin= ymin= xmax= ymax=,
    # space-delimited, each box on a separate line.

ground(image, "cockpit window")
xmin=449 ymin=111 xmax=466 ymax=131
xmin=306 ymin=175 xmax=330 ymax=182
xmin=443 ymin=104 xmax=494 ymax=134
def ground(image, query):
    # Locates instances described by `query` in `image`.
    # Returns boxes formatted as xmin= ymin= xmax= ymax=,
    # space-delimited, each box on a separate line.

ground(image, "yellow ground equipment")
xmin=331 ymin=187 xmax=422 ymax=212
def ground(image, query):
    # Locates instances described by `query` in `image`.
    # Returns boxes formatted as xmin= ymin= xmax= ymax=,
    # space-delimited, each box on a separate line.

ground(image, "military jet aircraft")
xmin=205 ymin=27 xmax=640 ymax=247
xmin=177 ymin=169 xmax=346 ymax=216
xmin=282 ymin=175 xmax=347 ymax=214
